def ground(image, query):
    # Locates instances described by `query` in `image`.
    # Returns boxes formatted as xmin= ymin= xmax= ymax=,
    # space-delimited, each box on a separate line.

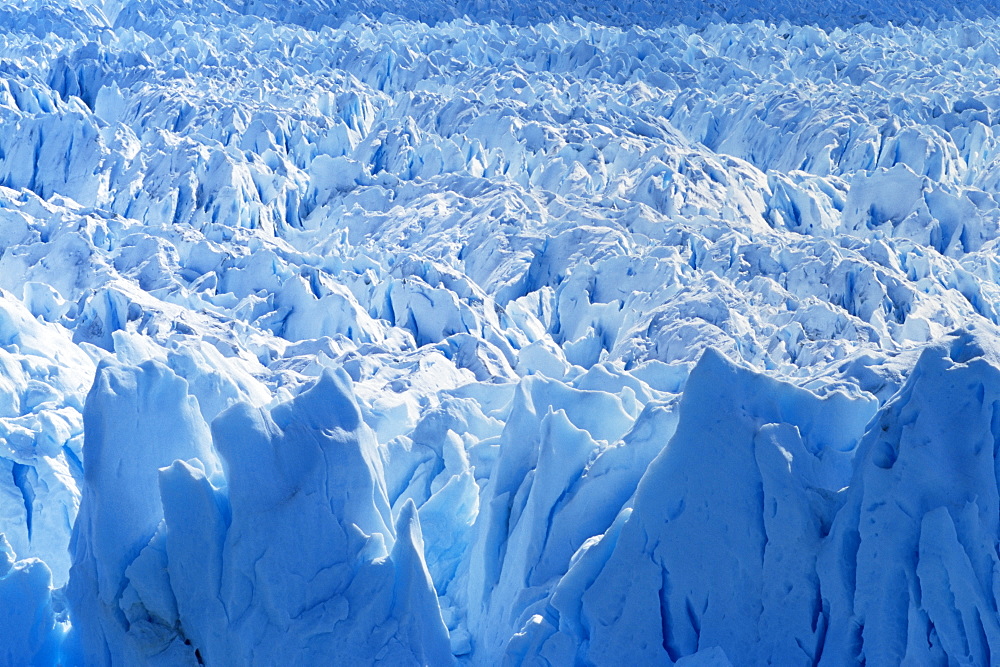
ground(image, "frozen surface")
xmin=2 ymin=0 xmax=1000 ymax=664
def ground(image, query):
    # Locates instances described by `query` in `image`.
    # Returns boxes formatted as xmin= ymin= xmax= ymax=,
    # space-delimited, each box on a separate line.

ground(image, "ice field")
xmin=3 ymin=0 xmax=1000 ymax=664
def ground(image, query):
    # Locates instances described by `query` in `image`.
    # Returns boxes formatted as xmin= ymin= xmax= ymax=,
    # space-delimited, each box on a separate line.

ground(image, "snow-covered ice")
xmin=2 ymin=0 xmax=1000 ymax=664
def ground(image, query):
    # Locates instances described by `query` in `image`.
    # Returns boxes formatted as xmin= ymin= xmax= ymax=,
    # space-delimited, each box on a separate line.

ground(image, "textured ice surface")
xmin=3 ymin=0 xmax=1000 ymax=664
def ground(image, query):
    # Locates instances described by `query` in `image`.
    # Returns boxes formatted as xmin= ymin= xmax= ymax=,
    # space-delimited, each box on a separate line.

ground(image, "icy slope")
xmin=3 ymin=0 xmax=1000 ymax=664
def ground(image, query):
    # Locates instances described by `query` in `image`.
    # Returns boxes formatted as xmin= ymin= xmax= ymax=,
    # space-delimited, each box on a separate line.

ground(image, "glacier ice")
xmin=2 ymin=0 xmax=1000 ymax=664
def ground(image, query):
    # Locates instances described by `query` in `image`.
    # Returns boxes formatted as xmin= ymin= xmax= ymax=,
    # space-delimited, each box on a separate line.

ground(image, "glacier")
xmin=2 ymin=0 xmax=1000 ymax=664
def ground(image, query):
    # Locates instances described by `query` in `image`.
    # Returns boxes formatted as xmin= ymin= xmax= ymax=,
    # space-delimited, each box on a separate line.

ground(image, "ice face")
xmin=3 ymin=0 xmax=1000 ymax=664
xmin=0 ymin=533 xmax=61 ymax=666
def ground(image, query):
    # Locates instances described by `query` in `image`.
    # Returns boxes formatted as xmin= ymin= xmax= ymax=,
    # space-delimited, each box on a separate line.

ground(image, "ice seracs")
xmin=66 ymin=360 xmax=218 ymax=664
xmin=3 ymin=0 xmax=1000 ymax=664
